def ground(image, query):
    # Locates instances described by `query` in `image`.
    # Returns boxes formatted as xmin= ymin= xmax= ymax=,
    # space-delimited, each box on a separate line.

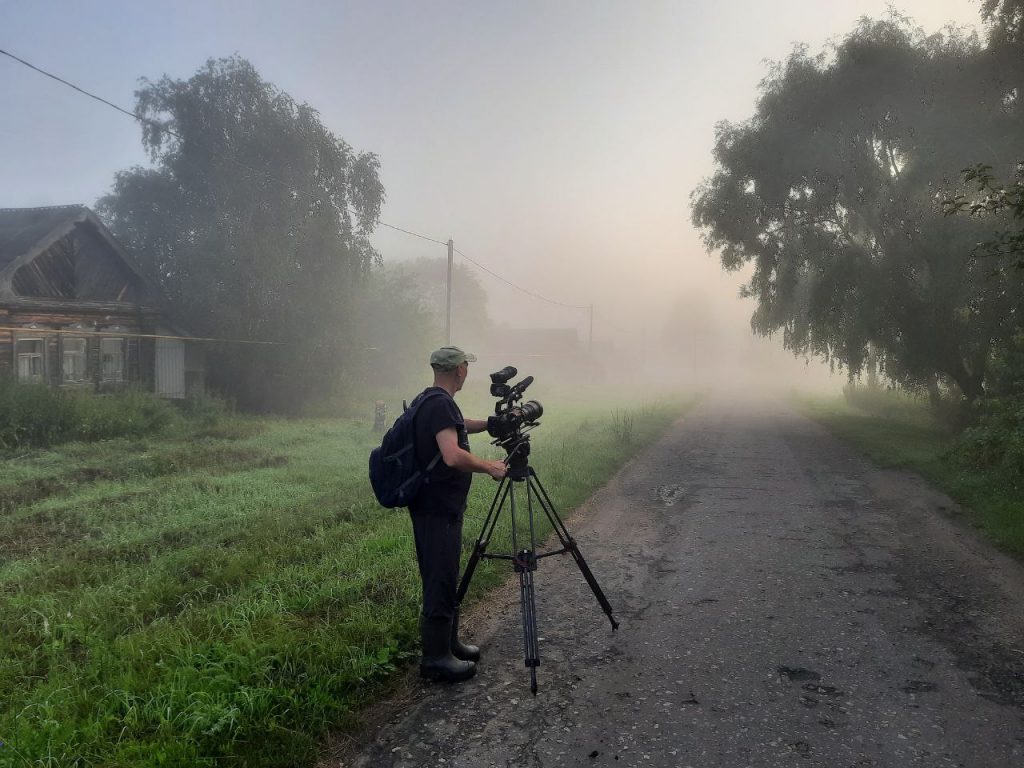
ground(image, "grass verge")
xmin=0 ymin=394 xmax=695 ymax=767
xmin=794 ymin=392 xmax=1024 ymax=558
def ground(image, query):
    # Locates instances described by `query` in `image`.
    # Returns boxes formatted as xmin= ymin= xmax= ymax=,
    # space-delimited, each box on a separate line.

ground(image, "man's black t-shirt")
xmin=409 ymin=387 xmax=472 ymax=517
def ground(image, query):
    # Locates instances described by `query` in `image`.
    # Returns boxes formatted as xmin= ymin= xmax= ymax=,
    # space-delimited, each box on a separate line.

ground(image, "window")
xmin=16 ymin=338 xmax=45 ymax=382
xmin=62 ymin=338 xmax=88 ymax=383
xmin=101 ymin=337 xmax=124 ymax=381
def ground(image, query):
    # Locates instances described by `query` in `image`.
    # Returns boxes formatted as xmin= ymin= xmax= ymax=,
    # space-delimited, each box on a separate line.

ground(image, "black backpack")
xmin=368 ymin=390 xmax=446 ymax=508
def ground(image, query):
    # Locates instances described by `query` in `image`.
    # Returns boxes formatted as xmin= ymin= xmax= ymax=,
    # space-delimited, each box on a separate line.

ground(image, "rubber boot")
xmin=451 ymin=607 xmax=481 ymax=662
xmin=419 ymin=617 xmax=476 ymax=682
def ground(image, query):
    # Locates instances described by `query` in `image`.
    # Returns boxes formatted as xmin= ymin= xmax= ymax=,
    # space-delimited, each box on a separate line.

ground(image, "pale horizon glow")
xmin=0 ymin=1 xmax=986 ymax=391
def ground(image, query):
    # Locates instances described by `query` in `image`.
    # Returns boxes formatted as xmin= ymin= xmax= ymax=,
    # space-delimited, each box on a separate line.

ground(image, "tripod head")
xmin=502 ymin=434 xmax=532 ymax=481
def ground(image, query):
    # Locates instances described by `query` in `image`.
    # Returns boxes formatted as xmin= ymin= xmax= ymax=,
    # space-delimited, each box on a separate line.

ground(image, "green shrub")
xmin=953 ymin=396 xmax=1024 ymax=480
xmin=180 ymin=390 xmax=233 ymax=425
xmin=74 ymin=389 xmax=175 ymax=441
xmin=0 ymin=380 xmax=175 ymax=449
xmin=0 ymin=380 xmax=73 ymax=447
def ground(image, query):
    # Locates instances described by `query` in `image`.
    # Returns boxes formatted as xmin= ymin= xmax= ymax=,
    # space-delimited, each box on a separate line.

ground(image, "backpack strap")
xmin=408 ymin=389 xmax=450 ymax=478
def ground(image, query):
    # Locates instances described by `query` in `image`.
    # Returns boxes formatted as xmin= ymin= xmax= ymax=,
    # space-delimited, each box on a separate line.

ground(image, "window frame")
xmin=100 ymin=336 xmax=126 ymax=382
xmin=61 ymin=336 xmax=89 ymax=384
xmin=16 ymin=336 xmax=46 ymax=383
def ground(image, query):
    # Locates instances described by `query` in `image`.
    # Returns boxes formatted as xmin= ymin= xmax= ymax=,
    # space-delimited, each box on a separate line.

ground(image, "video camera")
xmin=486 ymin=366 xmax=543 ymax=448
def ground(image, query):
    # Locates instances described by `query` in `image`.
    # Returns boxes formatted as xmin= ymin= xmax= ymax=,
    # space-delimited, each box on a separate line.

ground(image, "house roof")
xmin=0 ymin=205 xmax=163 ymax=306
xmin=0 ymin=205 xmax=91 ymax=273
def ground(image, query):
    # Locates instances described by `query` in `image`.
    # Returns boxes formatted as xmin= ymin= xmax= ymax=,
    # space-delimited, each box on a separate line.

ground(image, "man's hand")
xmin=485 ymin=460 xmax=507 ymax=480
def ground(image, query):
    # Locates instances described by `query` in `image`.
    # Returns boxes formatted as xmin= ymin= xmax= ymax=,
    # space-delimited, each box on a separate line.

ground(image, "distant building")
xmin=0 ymin=205 xmax=203 ymax=398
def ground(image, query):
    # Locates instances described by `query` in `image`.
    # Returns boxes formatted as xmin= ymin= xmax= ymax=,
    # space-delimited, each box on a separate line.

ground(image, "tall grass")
xmin=0 ymin=381 xmax=175 ymax=449
xmin=0 ymin=396 xmax=695 ymax=767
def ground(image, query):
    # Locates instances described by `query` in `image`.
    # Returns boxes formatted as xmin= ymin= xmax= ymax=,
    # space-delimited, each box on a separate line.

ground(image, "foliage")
xmin=0 ymin=399 xmax=693 ymax=767
xmin=384 ymin=257 xmax=494 ymax=347
xmin=691 ymin=15 xmax=1024 ymax=403
xmin=938 ymin=3 xmax=1024 ymax=446
xmin=0 ymin=381 xmax=175 ymax=448
xmin=178 ymin=389 xmax=234 ymax=425
xmin=944 ymin=163 xmax=1024 ymax=271
xmin=955 ymin=397 xmax=1024 ymax=479
xmin=324 ymin=258 xmax=495 ymax=410
xmin=985 ymin=331 xmax=1024 ymax=399
xmin=344 ymin=263 xmax=446 ymax=398
xmin=952 ymin=333 xmax=1024 ymax=478
xmin=96 ymin=56 xmax=384 ymax=411
xmin=981 ymin=0 xmax=1024 ymax=44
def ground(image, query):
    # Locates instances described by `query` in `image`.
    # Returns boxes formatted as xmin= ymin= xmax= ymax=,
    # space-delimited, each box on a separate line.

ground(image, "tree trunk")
xmin=867 ymin=343 xmax=878 ymax=389
xmin=927 ymin=375 xmax=941 ymax=410
xmin=946 ymin=360 xmax=985 ymax=404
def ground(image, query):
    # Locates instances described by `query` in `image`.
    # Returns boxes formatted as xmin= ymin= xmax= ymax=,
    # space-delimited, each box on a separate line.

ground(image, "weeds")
xmin=0 ymin=381 xmax=176 ymax=449
xmin=610 ymin=409 xmax=635 ymax=444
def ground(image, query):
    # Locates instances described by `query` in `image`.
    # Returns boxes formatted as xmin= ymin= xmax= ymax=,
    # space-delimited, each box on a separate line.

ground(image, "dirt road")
xmin=342 ymin=397 xmax=1024 ymax=767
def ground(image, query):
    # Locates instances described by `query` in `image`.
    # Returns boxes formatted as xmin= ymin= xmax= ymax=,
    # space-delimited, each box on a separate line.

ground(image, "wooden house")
xmin=0 ymin=205 xmax=203 ymax=398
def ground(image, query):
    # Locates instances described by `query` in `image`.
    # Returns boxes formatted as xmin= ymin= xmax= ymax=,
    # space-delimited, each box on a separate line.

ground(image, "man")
xmin=409 ymin=345 xmax=507 ymax=682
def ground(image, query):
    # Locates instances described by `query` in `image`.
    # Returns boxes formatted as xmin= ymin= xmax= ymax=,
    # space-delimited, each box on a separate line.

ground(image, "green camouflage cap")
xmin=430 ymin=345 xmax=477 ymax=370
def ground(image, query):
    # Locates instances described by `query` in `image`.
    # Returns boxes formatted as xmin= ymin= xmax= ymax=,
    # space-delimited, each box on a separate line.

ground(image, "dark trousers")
xmin=410 ymin=510 xmax=464 ymax=625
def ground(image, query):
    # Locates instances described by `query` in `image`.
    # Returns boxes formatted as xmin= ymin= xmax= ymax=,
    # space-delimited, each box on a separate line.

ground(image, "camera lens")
xmin=519 ymin=400 xmax=543 ymax=422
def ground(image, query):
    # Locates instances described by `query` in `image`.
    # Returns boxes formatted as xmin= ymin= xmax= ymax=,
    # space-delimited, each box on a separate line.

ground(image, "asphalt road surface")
xmin=339 ymin=397 xmax=1024 ymax=768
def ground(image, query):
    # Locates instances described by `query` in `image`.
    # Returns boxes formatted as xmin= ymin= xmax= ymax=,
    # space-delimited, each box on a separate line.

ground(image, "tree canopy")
xmin=691 ymin=16 xmax=1024 ymax=402
xmin=97 ymin=56 xmax=384 ymax=409
xmin=387 ymin=257 xmax=493 ymax=344
xmin=981 ymin=0 xmax=1024 ymax=43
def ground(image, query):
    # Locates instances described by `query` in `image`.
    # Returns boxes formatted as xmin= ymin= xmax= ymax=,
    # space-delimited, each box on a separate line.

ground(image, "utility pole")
xmin=588 ymin=304 xmax=594 ymax=356
xmin=446 ymin=238 xmax=454 ymax=345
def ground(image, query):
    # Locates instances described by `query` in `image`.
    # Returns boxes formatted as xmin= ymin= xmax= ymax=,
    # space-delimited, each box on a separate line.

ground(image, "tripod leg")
xmin=507 ymin=478 xmax=541 ymax=693
xmin=515 ymin=548 xmax=540 ymax=695
xmin=529 ymin=470 xmax=620 ymax=630
xmin=456 ymin=476 xmax=511 ymax=605
xmin=523 ymin=477 xmax=543 ymax=694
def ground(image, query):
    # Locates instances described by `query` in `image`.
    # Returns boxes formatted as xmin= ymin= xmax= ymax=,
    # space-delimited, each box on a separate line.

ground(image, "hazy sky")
xmin=0 ymin=1 xmax=986 ymax=382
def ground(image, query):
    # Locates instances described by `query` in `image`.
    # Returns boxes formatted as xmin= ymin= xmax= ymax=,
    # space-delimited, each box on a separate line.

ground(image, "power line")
xmin=2 ymin=46 xmax=451 ymax=243
xmin=0 ymin=325 xmax=282 ymax=345
xmin=453 ymin=247 xmax=589 ymax=311
xmin=376 ymin=220 xmax=448 ymax=246
xmin=1 ymin=47 xmax=595 ymax=319
xmin=0 ymin=47 xmax=181 ymax=140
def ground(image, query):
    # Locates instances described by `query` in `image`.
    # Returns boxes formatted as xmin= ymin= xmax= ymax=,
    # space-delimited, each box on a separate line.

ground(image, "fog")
xmin=1 ymin=0 xmax=984 ymax=401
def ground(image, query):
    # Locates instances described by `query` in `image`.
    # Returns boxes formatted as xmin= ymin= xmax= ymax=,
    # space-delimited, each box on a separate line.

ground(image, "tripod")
xmin=455 ymin=435 xmax=619 ymax=694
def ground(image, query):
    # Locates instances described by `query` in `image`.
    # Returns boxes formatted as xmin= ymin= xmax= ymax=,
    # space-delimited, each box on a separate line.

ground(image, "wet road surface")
xmin=339 ymin=397 xmax=1024 ymax=767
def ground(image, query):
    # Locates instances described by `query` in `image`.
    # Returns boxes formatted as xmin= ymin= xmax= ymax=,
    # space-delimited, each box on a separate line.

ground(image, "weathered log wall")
xmin=0 ymin=304 xmax=158 ymax=392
